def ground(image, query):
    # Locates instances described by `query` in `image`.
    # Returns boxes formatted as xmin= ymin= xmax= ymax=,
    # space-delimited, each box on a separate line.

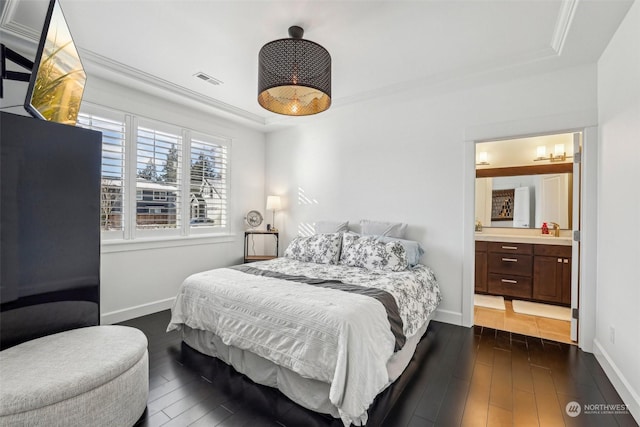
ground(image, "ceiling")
xmin=0 ymin=0 xmax=634 ymax=129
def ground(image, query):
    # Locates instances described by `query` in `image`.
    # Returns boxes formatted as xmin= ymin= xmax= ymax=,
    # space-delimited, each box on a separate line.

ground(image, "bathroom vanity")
xmin=475 ymin=234 xmax=572 ymax=306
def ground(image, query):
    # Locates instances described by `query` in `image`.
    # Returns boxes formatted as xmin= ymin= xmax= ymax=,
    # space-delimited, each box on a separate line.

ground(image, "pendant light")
xmin=258 ymin=26 xmax=331 ymax=116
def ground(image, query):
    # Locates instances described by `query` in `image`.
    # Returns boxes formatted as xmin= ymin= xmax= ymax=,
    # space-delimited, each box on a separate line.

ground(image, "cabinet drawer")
xmin=488 ymin=274 xmax=532 ymax=299
xmin=488 ymin=253 xmax=532 ymax=277
xmin=488 ymin=242 xmax=532 ymax=255
xmin=534 ymin=244 xmax=571 ymax=258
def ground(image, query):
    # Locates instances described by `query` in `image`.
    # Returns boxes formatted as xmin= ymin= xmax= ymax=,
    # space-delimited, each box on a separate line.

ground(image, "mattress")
xmin=168 ymin=257 xmax=441 ymax=426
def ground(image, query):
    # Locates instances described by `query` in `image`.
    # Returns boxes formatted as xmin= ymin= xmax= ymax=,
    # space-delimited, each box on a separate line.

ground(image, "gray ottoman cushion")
xmin=0 ymin=325 xmax=148 ymax=426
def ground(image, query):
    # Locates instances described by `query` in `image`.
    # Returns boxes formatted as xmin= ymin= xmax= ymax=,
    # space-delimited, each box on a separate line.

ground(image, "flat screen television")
xmin=23 ymin=0 xmax=86 ymax=126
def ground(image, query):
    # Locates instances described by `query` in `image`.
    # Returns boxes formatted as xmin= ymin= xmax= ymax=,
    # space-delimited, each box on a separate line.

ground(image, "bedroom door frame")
xmin=463 ymin=115 xmax=598 ymax=353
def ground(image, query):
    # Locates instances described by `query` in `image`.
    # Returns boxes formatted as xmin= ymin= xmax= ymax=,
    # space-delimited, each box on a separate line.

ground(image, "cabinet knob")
xmin=501 ymin=279 xmax=518 ymax=284
xmin=564 ymin=259 xmax=569 ymax=263
xmin=501 ymin=246 xmax=518 ymax=250
xmin=558 ymin=258 xmax=562 ymax=263
xmin=502 ymin=258 xmax=518 ymax=262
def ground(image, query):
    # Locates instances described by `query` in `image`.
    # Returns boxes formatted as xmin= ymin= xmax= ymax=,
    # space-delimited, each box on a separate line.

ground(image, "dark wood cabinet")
xmin=533 ymin=245 xmax=571 ymax=305
xmin=487 ymin=242 xmax=533 ymax=299
xmin=475 ymin=239 xmax=571 ymax=306
xmin=475 ymin=241 xmax=488 ymax=293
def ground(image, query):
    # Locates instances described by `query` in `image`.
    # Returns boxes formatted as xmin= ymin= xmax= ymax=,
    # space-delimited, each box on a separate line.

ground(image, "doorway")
xmin=471 ymin=132 xmax=581 ymax=344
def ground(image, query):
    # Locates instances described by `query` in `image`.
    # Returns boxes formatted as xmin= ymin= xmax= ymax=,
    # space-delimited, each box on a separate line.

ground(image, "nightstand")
xmin=244 ymin=230 xmax=279 ymax=263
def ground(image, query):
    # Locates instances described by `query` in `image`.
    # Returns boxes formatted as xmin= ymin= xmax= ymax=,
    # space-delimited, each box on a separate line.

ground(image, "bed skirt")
xmin=177 ymin=315 xmax=437 ymax=426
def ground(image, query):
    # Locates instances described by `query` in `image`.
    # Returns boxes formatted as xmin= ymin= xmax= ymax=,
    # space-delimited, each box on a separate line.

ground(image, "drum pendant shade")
xmin=258 ymin=26 xmax=331 ymax=116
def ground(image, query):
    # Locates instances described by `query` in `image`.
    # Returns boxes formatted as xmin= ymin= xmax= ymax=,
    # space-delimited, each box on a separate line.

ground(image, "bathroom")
xmin=474 ymin=132 xmax=578 ymax=344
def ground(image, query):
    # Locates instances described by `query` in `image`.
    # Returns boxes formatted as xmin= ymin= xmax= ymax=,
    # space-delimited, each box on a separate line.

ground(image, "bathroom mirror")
xmin=475 ymin=168 xmax=573 ymax=229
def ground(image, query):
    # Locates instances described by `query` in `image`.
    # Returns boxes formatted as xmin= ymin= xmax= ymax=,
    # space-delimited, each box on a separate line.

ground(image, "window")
xmin=189 ymin=135 xmax=229 ymax=229
xmin=78 ymin=105 xmax=231 ymax=240
xmin=152 ymin=191 xmax=167 ymax=201
xmin=136 ymin=124 xmax=182 ymax=230
xmin=77 ymin=113 xmax=125 ymax=232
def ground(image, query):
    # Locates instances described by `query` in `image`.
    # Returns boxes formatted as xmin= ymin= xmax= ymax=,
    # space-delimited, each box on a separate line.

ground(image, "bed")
xmin=167 ymin=232 xmax=441 ymax=426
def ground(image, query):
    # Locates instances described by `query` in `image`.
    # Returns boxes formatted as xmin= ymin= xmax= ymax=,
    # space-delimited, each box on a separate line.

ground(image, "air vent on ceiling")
xmin=194 ymin=72 xmax=223 ymax=86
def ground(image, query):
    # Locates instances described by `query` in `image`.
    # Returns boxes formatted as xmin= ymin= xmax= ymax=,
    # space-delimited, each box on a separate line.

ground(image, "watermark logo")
xmin=566 ymin=401 xmax=581 ymax=417
xmin=565 ymin=401 xmax=630 ymax=417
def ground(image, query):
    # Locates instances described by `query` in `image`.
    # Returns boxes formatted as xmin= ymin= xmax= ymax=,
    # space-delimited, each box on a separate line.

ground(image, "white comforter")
xmin=167 ymin=259 xmax=440 ymax=426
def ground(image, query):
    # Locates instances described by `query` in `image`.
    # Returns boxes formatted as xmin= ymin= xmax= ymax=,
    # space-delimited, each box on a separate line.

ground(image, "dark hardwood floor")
xmin=119 ymin=310 xmax=637 ymax=427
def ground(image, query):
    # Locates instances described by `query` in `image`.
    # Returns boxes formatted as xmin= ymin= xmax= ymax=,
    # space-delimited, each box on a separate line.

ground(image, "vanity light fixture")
xmin=476 ymin=151 xmax=490 ymax=166
xmin=534 ymin=144 xmax=573 ymax=162
xmin=258 ymin=26 xmax=331 ymax=116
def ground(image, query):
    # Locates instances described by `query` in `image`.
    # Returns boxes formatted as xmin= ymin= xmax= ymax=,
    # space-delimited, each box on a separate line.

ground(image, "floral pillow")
xmin=340 ymin=234 xmax=408 ymax=272
xmin=284 ymin=233 xmax=342 ymax=264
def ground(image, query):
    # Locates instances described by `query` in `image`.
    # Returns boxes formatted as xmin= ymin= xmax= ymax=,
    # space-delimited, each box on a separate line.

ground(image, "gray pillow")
xmin=314 ymin=220 xmax=349 ymax=234
xmin=360 ymin=219 xmax=407 ymax=238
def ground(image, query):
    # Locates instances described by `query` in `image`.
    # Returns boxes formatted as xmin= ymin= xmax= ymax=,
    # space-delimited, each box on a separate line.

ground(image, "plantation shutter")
xmin=189 ymin=137 xmax=228 ymax=229
xmin=76 ymin=113 xmax=125 ymax=232
xmin=136 ymin=125 xmax=182 ymax=230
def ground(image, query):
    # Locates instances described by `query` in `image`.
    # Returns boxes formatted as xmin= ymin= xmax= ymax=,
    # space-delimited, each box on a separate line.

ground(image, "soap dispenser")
xmin=541 ymin=222 xmax=549 ymax=235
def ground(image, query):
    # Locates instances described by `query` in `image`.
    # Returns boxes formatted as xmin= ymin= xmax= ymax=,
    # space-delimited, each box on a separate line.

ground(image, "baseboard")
xmin=593 ymin=339 xmax=640 ymax=423
xmin=433 ymin=309 xmax=463 ymax=326
xmin=101 ymin=297 xmax=175 ymax=325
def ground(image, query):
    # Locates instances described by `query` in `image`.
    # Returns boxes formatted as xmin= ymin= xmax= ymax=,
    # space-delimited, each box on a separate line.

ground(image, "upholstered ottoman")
xmin=0 ymin=325 xmax=148 ymax=427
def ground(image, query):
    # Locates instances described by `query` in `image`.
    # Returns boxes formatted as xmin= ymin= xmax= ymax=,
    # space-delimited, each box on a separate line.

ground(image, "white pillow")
xmin=284 ymin=233 xmax=342 ymax=264
xmin=314 ymin=220 xmax=349 ymax=234
xmin=360 ymin=219 xmax=407 ymax=238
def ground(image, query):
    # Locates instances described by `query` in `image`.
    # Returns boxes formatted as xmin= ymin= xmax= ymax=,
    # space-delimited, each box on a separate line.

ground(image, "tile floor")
xmin=474 ymin=300 xmax=574 ymax=344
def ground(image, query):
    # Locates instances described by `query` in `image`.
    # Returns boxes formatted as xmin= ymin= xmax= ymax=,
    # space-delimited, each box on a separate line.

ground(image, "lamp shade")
xmin=266 ymin=195 xmax=281 ymax=211
xmin=258 ymin=26 xmax=331 ymax=116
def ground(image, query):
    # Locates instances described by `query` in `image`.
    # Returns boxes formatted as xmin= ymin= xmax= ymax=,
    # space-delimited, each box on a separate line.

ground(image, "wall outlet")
xmin=609 ymin=326 xmax=615 ymax=344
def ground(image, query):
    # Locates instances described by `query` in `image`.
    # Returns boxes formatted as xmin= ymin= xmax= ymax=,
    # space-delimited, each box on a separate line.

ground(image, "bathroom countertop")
xmin=475 ymin=233 xmax=572 ymax=246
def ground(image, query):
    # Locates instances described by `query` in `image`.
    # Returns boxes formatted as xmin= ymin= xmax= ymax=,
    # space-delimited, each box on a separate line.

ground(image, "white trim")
xmin=593 ymin=339 xmax=640 ymax=423
xmin=125 ymin=114 xmax=136 ymax=240
xmin=434 ymin=309 xmax=463 ymax=326
xmin=462 ymin=137 xmax=476 ymax=328
xmin=578 ymin=126 xmax=598 ymax=352
xmin=551 ymin=0 xmax=579 ymax=55
xmin=101 ymin=297 xmax=176 ymax=325
xmin=101 ymin=233 xmax=235 ymax=253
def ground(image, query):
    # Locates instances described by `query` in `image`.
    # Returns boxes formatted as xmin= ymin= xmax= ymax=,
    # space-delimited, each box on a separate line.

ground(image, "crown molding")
xmin=78 ymin=49 xmax=266 ymax=126
xmin=551 ymin=0 xmax=579 ymax=55
xmin=0 ymin=0 xmax=40 ymax=42
xmin=2 ymin=0 xmax=580 ymax=130
xmin=265 ymin=45 xmax=559 ymax=127
xmin=268 ymin=2 xmax=579 ymax=126
xmin=0 ymin=0 xmax=267 ymax=127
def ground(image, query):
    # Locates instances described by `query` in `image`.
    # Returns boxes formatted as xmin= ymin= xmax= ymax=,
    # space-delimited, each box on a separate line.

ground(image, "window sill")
xmin=101 ymin=233 xmax=236 ymax=253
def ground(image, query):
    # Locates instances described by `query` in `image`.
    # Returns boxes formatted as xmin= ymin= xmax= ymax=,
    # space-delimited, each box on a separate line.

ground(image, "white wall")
xmin=266 ymin=63 xmax=597 ymax=324
xmin=82 ymin=76 xmax=266 ymax=323
xmin=595 ymin=0 xmax=640 ymax=420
